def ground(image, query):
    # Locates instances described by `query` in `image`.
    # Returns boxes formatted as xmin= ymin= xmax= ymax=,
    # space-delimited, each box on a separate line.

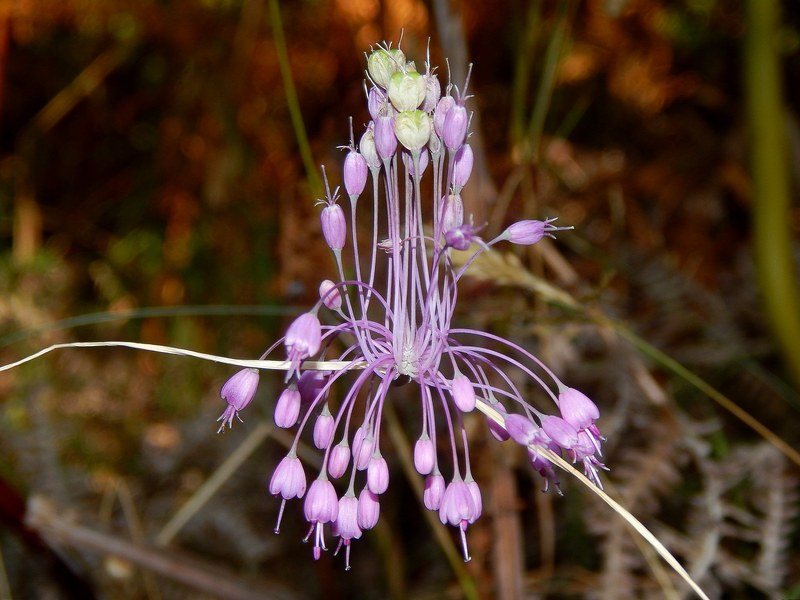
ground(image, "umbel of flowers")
xmin=216 ymin=42 xmax=606 ymax=569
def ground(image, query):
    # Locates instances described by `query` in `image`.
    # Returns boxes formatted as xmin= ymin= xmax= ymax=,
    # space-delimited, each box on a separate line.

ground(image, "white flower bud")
xmin=394 ymin=110 xmax=431 ymax=152
xmin=367 ymin=47 xmax=405 ymax=89
xmin=388 ymin=71 xmax=426 ymax=112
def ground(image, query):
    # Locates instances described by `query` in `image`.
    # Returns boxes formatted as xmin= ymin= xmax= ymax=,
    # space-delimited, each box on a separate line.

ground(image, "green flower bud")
xmin=367 ymin=47 xmax=405 ymax=89
xmin=388 ymin=70 xmax=426 ymax=112
xmin=394 ymin=110 xmax=431 ymax=152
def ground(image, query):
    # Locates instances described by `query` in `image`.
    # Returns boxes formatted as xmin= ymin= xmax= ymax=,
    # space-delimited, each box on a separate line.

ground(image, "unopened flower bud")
xmin=357 ymin=488 xmax=380 ymax=530
xmin=433 ymin=95 xmax=455 ymax=137
xmin=313 ymin=404 xmax=335 ymax=449
xmin=321 ymin=203 xmax=346 ymax=251
xmin=541 ymin=415 xmax=579 ymax=450
xmin=367 ymin=454 xmax=389 ymax=494
xmin=444 ymin=224 xmax=477 ymax=251
xmin=367 ymin=47 xmax=405 ymax=89
xmin=451 ymin=374 xmax=476 ymax=412
xmin=504 ymin=413 xmax=537 ymax=446
xmin=353 ymin=426 xmax=374 ymax=470
xmin=501 ymin=217 xmax=570 ymax=245
xmin=344 ymin=150 xmax=368 ymax=199
xmin=402 ymin=149 xmax=429 ymax=179
xmin=359 ymin=124 xmax=381 ymax=169
xmin=452 ymin=143 xmax=473 ymax=191
xmin=388 ymin=70 xmax=426 ymax=112
xmin=422 ymin=72 xmax=441 ymax=113
xmin=368 ymin=86 xmax=388 ymax=120
xmin=374 ymin=115 xmax=397 ymax=160
xmin=423 ymin=473 xmax=445 ymax=510
xmin=414 ymin=435 xmax=435 ymax=475
xmin=274 ymin=386 xmax=301 ymax=428
xmin=319 ymin=279 xmax=342 ymax=311
xmin=443 ymin=104 xmax=468 ymax=150
xmin=394 ymin=110 xmax=431 ymax=152
xmin=418 ymin=148 xmax=430 ymax=175
xmin=428 ymin=130 xmax=442 ymax=156
xmin=442 ymin=194 xmax=464 ymax=231
xmin=328 ymin=441 xmax=351 ymax=479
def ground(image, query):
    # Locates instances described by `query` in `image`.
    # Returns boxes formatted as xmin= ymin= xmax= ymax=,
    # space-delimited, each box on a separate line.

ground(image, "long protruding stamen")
xmin=459 ymin=522 xmax=471 ymax=562
xmin=274 ymin=499 xmax=287 ymax=534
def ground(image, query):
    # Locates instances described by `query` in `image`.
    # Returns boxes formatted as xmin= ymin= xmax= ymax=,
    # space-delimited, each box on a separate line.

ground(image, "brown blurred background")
xmin=1 ymin=1 xmax=799 ymax=598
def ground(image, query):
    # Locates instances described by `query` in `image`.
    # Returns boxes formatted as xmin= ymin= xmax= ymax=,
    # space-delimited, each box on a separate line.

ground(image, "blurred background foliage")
xmin=1 ymin=0 xmax=799 ymax=598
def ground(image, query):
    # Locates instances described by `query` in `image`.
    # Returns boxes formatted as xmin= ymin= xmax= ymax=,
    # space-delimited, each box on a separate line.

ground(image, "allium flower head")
xmin=218 ymin=40 xmax=606 ymax=568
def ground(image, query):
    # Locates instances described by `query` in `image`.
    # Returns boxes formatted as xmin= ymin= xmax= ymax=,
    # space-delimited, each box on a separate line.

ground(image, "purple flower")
xmin=423 ymin=472 xmax=446 ymax=511
xmin=343 ymin=149 xmax=368 ymax=199
xmin=433 ymin=95 xmax=455 ymax=137
xmin=216 ymin=368 xmax=260 ymax=433
xmin=297 ymin=370 xmax=326 ymax=406
xmin=527 ymin=433 xmax=561 ymax=493
xmin=313 ymin=405 xmax=335 ymax=449
xmin=269 ymin=454 xmax=306 ymax=501
xmin=366 ymin=454 xmax=389 ymax=494
xmin=439 ymin=478 xmax=477 ymax=561
xmin=332 ymin=493 xmax=361 ymax=540
xmin=321 ymin=203 xmax=346 ymax=251
xmin=505 ymin=413 xmax=538 ymax=446
xmin=274 ymin=386 xmax=300 ymax=428
xmin=374 ymin=115 xmax=397 ymax=161
xmin=413 ymin=435 xmax=435 ymax=475
xmin=442 ymin=193 xmax=464 ymax=231
xmin=452 ymin=143 xmax=473 ymax=191
xmin=304 ymin=477 xmax=339 ymax=559
xmin=284 ymin=312 xmax=321 ymax=378
xmin=559 ymin=387 xmax=601 ymax=430
xmin=356 ymin=488 xmax=380 ymax=530
xmin=332 ymin=493 xmax=361 ymax=570
xmin=442 ymin=104 xmax=468 ymax=151
xmin=319 ymin=279 xmax=342 ymax=311
xmin=444 ymin=222 xmax=480 ymax=252
xmin=218 ymin=41 xmax=605 ymax=569
xmin=451 ymin=374 xmax=476 ymax=412
xmin=328 ymin=441 xmax=351 ymax=479
xmin=499 ymin=217 xmax=572 ymax=246
xmin=269 ymin=454 xmax=306 ymax=533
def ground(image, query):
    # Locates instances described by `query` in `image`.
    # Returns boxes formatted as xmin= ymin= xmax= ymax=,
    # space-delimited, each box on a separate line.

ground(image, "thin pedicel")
xmin=215 ymin=41 xmax=605 ymax=569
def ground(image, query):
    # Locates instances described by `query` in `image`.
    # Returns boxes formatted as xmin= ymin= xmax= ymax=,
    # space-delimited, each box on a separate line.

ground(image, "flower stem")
xmin=745 ymin=0 xmax=800 ymax=390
